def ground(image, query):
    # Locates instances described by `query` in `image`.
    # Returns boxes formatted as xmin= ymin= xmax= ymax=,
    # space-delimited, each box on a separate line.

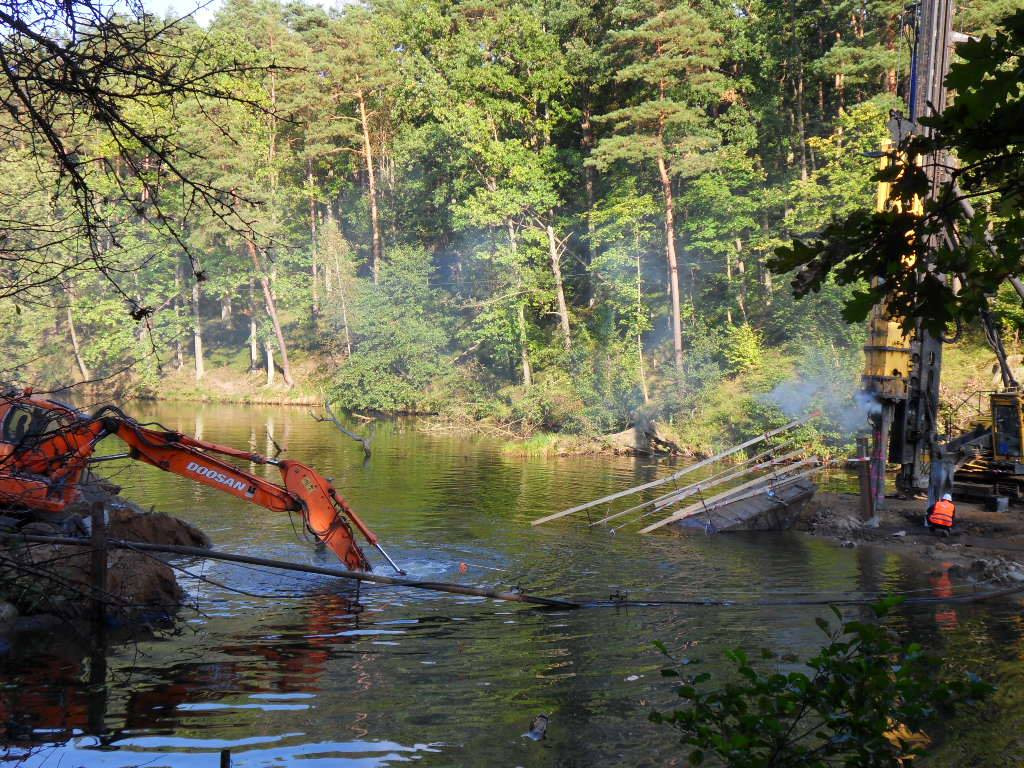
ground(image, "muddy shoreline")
xmin=0 ymin=479 xmax=210 ymax=638
xmin=805 ymin=491 xmax=1024 ymax=584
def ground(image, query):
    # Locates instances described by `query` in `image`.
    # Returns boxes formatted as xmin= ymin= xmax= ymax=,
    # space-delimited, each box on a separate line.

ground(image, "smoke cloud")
xmin=760 ymin=374 xmax=880 ymax=435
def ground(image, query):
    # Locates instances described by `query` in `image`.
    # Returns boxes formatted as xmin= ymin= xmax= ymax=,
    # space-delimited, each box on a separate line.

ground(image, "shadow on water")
xmin=2 ymin=402 xmax=1024 ymax=766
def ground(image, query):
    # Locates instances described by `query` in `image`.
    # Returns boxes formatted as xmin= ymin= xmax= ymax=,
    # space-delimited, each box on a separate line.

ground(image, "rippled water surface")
xmin=2 ymin=403 xmax=1022 ymax=766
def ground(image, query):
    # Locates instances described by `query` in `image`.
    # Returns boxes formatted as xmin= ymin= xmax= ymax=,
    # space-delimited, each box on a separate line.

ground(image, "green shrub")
xmin=652 ymin=598 xmax=991 ymax=767
xmin=507 ymin=372 xmax=592 ymax=434
xmin=722 ymin=323 xmax=765 ymax=374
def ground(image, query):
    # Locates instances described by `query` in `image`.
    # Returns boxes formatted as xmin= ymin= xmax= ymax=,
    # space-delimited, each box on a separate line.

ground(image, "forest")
xmin=0 ymin=0 xmax=1018 ymax=451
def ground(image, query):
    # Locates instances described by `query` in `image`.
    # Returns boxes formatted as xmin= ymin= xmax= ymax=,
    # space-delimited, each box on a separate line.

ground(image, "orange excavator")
xmin=0 ymin=388 xmax=402 ymax=574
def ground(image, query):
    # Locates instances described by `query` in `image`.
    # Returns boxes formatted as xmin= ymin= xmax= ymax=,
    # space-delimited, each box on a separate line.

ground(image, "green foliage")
xmin=772 ymin=10 xmax=1024 ymax=337
xmin=1 ymin=0 xmax=1016 ymax=452
xmin=652 ymin=598 xmax=993 ymax=767
xmin=330 ymin=246 xmax=452 ymax=412
xmin=722 ymin=324 xmax=765 ymax=374
xmin=506 ymin=372 xmax=592 ymax=434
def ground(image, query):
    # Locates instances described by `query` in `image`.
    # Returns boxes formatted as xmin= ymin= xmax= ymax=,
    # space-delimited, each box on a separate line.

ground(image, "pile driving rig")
xmin=0 ymin=389 xmax=402 ymax=573
xmin=860 ymin=0 xmax=954 ymax=508
xmin=862 ymin=0 xmax=1024 ymax=509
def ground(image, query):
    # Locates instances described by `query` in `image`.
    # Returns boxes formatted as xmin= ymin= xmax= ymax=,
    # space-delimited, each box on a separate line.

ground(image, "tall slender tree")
xmin=590 ymin=0 xmax=728 ymax=372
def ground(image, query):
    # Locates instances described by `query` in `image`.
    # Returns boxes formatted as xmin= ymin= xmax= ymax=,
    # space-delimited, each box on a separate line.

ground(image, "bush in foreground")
xmin=652 ymin=598 xmax=991 ymax=767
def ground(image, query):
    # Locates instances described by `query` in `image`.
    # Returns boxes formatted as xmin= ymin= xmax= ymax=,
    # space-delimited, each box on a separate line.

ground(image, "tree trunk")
xmin=725 ymin=250 xmax=734 ymax=326
xmin=221 ymin=295 xmax=231 ymax=321
xmin=65 ymin=284 xmax=90 ymax=382
xmin=517 ymin=302 xmax=532 ymax=387
xmin=657 ymin=156 xmax=684 ymax=371
xmin=735 ymin=238 xmax=749 ymax=323
xmin=192 ymin=279 xmax=204 ymax=382
xmin=326 ymin=209 xmax=353 ymax=357
xmin=546 ymin=223 xmax=572 ymax=351
xmin=265 ymin=338 xmax=275 ymax=387
xmin=358 ymin=90 xmax=383 ymax=285
xmin=788 ymin=0 xmax=808 ymax=181
xmin=795 ymin=70 xmax=808 ymax=180
xmin=308 ymin=160 xmax=319 ymax=321
xmin=335 ymin=260 xmax=353 ymax=358
xmin=248 ymin=279 xmax=259 ymax=373
xmin=247 ymin=239 xmax=294 ymax=388
xmin=581 ymin=108 xmax=597 ymax=307
xmin=636 ymin=250 xmax=649 ymax=404
xmin=760 ymin=218 xmax=774 ymax=302
xmin=508 ymin=220 xmax=531 ymax=385
xmin=173 ymin=263 xmax=184 ymax=369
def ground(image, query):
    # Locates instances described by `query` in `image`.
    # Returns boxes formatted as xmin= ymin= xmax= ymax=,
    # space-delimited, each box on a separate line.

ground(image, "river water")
xmin=2 ymin=403 xmax=1023 ymax=766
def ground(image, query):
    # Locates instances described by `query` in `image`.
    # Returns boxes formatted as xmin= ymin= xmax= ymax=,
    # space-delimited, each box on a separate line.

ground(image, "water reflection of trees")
xmin=0 ymin=589 xmax=368 ymax=749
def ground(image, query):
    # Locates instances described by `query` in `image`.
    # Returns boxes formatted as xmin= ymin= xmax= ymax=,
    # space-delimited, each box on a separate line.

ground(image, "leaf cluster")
xmin=772 ymin=10 xmax=1024 ymax=337
xmin=652 ymin=598 xmax=992 ymax=767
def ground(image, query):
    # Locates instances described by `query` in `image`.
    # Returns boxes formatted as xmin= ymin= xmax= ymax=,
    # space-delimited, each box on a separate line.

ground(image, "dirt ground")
xmin=806 ymin=491 xmax=1024 ymax=583
xmin=0 ymin=476 xmax=210 ymax=631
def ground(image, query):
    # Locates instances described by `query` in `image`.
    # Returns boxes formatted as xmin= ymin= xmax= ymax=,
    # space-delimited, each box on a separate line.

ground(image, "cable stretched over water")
xmin=579 ymin=581 xmax=1024 ymax=609
xmin=0 ymin=533 xmax=577 ymax=608
xmin=3 ymin=532 xmax=1024 ymax=611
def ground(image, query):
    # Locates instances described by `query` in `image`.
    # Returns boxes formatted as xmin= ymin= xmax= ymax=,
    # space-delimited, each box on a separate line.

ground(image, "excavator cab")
xmin=991 ymin=392 xmax=1024 ymax=462
xmin=1 ymin=401 xmax=73 ymax=446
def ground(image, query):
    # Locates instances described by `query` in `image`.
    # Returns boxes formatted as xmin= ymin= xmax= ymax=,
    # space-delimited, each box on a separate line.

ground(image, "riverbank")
xmin=0 ymin=479 xmax=209 ymax=637
xmin=135 ymin=362 xmax=328 ymax=406
xmin=70 ymin=334 xmax=1004 ymax=459
xmin=805 ymin=491 xmax=1024 ymax=583
xmin=498 ymin=422 xmax=692 ymax=457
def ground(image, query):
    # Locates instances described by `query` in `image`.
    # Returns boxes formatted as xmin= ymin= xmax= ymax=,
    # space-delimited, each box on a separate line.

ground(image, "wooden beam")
xmin=593 ymin=447 xmax=804 ymax=530
xmin=531 ymin=415 xmax=814 ymax=526
xmin=652 ymin=449 xmax=805 ymax=511
xmin=662 ymin=466 xmax=823 ymax=530
xmin=640 ymin=458 xmax=819 ymax=533
xmin=0 ymin=533 xmax=579 ymax=609
xmin=587 ymin=443 xmax=790 ymax=527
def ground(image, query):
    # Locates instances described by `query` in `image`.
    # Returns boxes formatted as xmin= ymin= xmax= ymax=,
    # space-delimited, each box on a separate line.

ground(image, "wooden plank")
xmin=531 ymin=415 xmax=813 ymax=526
xmin=596 ymin=449 xmax=804 ymax=531
xmin=587 ymin=444 xmax=788 ymax=527
xmin=640 ymin=459 xmax=819 ymax=533
xmin=652 ymin=449 xmax=805 ymax=511
xmin=662 ymin=466 xmax=823 ymax=528
xmin=640 ymin=458 xmax=819 ymax=533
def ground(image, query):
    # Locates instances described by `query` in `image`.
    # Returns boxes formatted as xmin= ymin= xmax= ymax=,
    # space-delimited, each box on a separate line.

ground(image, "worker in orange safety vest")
xmin=926 ymin=493 xmax=956 ymax=534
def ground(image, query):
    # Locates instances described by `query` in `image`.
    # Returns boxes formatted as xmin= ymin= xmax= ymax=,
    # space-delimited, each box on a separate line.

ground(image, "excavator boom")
xmin=0 ymin=391 xmax=384 ymax=572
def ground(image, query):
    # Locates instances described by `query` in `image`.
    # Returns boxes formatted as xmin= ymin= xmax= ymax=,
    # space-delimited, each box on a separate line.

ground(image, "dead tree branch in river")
xmin=311 ymin=401 xmax=372 ymax=458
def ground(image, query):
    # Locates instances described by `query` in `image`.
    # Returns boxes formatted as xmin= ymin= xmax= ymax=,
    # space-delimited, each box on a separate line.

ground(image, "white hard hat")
xmin=941 ymin=493 xmax=952 ymax=502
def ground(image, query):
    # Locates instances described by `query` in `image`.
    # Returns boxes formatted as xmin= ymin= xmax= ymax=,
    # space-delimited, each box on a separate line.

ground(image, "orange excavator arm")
xmin=0 ymin=394 xmax=401 ymax=573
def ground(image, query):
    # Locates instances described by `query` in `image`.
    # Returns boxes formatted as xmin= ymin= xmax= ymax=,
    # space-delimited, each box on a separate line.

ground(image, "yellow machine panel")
xmin=862 ymin=305 xmax=911 ymax=399
xmin=862 ymin=145 xmax=913 ymax=401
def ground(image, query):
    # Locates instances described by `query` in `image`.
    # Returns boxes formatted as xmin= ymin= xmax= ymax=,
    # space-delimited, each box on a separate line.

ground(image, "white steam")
xmin=761 ymin=375 xmax=881 ymax=434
